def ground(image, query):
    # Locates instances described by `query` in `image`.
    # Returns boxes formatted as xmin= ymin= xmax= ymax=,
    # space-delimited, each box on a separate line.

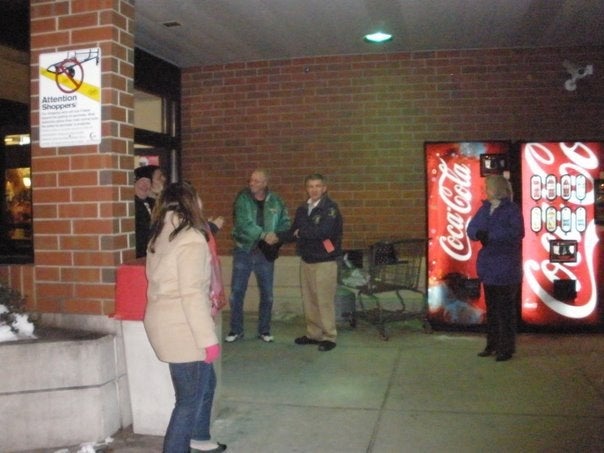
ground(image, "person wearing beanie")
xmin=134 ymin=165 xmax=155 ymax=181
xmin=135 ymin=165 xmax=166 ymax=199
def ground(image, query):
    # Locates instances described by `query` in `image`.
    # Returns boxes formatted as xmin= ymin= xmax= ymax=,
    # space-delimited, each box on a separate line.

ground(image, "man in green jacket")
xmin=226 ymin=169 xmax=290 ymax=343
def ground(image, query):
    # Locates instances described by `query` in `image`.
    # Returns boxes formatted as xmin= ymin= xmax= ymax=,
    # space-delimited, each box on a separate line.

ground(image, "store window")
xmin=134 ymin=49 xmax=180 ymax=182
xmin=134 ymin=88 xmax=178 ymax=180
xmin=1 ymin=131 xmax=33 ymax=263
xmin=134 ymin=89 xmax=163 ymax=133
xmin=0 ymin=49 xmax=180 ymax=264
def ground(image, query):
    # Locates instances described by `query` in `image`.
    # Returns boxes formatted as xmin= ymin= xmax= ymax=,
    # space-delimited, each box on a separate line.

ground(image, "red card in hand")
xmin=323 ymin=239 xmax=335 ymax=253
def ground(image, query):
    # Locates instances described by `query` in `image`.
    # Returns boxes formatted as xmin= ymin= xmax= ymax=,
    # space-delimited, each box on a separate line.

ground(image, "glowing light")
xmin=364 ymin=32 xmax=393 ymax=43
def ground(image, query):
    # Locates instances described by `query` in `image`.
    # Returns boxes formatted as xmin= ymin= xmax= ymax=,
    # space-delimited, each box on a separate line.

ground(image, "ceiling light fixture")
xmin=364 ymin=32 xmax=393 ymax=44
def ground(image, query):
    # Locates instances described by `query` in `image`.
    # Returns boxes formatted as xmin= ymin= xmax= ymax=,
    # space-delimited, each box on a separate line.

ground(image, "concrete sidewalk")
xmin=30 ymin=313 xmax=604 ymax=452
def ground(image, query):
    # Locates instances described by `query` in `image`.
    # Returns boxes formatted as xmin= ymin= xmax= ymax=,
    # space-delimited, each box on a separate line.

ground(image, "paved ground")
xmin=22 ymin=313 xmax=604 ymax=452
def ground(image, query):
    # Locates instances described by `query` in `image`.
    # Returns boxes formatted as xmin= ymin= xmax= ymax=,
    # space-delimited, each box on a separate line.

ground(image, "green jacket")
xmin=232 ymin=188 xmax=290 ymax=251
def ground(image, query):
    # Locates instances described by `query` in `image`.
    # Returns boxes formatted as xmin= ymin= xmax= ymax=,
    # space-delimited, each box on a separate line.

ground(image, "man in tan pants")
xmin=300 ymin=259 xmax=338 ymax=345
xmin=275 ymin=173 xmax=343 ymax=351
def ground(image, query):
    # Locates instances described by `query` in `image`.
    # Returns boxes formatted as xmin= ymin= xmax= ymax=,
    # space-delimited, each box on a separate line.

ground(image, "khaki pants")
xmin=300 ymin=260 xmax=338 ymax=342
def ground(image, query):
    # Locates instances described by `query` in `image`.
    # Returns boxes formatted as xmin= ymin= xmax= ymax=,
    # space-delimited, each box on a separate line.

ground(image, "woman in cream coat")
xmin=144 ymin=182 xmax=226 ymax=453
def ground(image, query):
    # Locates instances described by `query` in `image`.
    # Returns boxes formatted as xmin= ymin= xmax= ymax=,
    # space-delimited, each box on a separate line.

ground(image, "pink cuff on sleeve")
xmin=204 ymin=343 xmax=221 ymax=364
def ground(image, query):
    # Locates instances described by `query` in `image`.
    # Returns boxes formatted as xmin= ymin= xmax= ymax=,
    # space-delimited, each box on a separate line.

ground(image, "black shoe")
xmin=190 ymin=443 xmax=227 ymax=452
xmin=295 ymin=335 xmax=319 ymax=345
xmin=318 ymin=341 xmax=336 ymax=351
xmin=477 ymin=349 xmax=495 ymax=357
xmin=496 ymin=353 xmax=512 ymax=362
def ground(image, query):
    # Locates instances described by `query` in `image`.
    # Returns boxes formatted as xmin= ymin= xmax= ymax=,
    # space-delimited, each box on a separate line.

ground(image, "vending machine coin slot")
xmin=549 ymin=239 xmax=578 ymax=263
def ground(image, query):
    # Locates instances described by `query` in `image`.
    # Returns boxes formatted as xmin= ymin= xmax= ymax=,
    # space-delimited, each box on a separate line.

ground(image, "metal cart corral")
xmin=340 ymin=238 xmax=430 ymax=340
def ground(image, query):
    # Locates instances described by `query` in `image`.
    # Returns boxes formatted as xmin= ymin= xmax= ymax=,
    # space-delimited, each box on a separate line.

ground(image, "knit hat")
xmin=134 ymin=165 xmax=159 ymax=181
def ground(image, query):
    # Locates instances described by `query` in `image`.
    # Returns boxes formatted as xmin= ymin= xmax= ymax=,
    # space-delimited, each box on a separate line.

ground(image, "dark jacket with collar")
xmin=135 ymin=196 xmax=155 ymax=258
xmin=279 ymin=195 xmax=343 ymax=263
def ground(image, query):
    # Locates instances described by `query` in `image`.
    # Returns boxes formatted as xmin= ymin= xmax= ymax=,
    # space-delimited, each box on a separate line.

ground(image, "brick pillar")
xmin=17 ymin=0 xmax=136 ymax=315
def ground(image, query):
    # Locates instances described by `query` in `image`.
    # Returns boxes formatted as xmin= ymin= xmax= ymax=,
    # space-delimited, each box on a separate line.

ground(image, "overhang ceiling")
xmin=2 ymin=1 xmax=602 ymax=68
xmin=135 ymin=0 xmax=604 ymax=68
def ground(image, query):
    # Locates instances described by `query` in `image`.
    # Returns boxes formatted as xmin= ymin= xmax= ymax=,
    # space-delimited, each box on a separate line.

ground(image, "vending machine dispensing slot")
xmin=553 ymin=279 xmax=577 ymax=302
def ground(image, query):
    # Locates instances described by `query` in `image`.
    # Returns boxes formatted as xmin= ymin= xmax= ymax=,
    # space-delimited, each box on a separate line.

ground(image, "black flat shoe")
xmin=295 ymin=335 xmax=319 ymax=345
xmin=496 ymin=354 xmax=512 ymax=362
xmin=318 ymin=341 xmax=336 ymax=351
xmin=477 ymin=349 xmax=495 ymax=357
xmin=190 ymin=443 xmax=227 ymax=453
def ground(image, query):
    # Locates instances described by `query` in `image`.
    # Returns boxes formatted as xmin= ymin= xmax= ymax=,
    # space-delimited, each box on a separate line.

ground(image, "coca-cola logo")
xmin=522 ymin=142 xmax=599 ymax=319
xmin=437 ymin=157 xmax=473 ymax=261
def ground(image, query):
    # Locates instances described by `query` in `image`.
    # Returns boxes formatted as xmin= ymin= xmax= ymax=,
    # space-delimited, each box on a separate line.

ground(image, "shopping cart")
xmin=340 ymin=238 xmax=430 ymax=340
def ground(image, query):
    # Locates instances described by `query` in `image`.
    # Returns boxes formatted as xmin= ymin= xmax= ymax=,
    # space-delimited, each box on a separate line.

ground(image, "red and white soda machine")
xmin=425 ymin=141 xmax=510 ymax=327
xmin=520 ymin=142 xmax=603 ymax=327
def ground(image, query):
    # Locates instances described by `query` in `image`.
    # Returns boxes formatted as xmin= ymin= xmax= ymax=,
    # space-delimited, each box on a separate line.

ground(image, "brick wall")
xmin=3 ymin=27 xmax=603 ymax=317
xmin=181 ymin=46 xmax=604 ymax=254
xmin=2 ymin=0 xmax=135 ymax=314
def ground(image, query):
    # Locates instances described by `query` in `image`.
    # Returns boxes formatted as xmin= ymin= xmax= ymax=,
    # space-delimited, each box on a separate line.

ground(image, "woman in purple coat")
xmin=467 ymin=175 xmax=524 ymax=362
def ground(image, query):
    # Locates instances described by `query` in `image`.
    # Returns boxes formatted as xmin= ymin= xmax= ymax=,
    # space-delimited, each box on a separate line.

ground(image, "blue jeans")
xmin=229 ymin=247 xmax=275 ymax=335
xmin=163 ymin=361 xmax=216 ymax=453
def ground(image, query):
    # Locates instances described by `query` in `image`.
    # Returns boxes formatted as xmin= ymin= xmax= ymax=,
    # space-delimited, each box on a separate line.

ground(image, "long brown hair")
xmin=147 ymin=182 xmax=208 ymax=253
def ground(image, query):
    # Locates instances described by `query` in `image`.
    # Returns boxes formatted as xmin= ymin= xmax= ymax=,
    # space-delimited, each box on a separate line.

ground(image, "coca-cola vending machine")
xmin=425 ymin=141 xmax=511 ymax=327
xmin=520 ymin=141 xmax=603 ymax=327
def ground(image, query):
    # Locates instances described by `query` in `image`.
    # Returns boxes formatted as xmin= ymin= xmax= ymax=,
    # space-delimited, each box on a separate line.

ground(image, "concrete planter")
xmin=0 ymin=328 xmax=122 ymax=452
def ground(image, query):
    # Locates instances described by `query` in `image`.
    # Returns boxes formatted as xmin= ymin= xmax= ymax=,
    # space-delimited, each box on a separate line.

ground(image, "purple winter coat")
xmin=467 ymin=198 xmax=524 ymax=285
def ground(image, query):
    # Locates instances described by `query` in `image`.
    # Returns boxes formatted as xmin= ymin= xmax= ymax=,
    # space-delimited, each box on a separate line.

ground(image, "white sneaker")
xmin=225 ymin=332 xmax=244 ymax=343
xmin=258 ymin=333 xmax=274 ymax=343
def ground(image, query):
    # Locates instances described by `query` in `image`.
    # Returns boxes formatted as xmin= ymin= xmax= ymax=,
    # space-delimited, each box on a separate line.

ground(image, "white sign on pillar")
xmin=38 ymin=48 xmax=102 ymax=148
